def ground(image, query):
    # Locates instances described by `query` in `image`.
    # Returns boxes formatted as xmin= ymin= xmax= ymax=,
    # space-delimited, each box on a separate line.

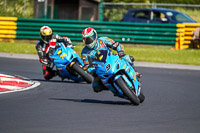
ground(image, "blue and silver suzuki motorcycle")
xmin=49 ymin=43 xmax=92 ymax=83
xmin=88 ymin=49 xmax=145 ymax=105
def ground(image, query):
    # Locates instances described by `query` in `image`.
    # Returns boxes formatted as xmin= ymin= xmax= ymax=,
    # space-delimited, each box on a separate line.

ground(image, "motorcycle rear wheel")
xmin=71 ymin=62 xmax=93 ymax=84
xmin=115 ymin=77 xmax=140 ymax=105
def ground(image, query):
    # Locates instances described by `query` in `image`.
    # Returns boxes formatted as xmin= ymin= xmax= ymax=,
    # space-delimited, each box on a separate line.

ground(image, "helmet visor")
xmin=83 ymin=32 xmax=97 ymax=45
xmin=42 ymin=34 xmax=52 ymax=43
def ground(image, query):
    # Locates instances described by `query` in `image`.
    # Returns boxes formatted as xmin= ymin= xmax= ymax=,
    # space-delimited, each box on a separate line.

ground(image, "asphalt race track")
xmin=0 ymin=57 xmax=200 ymax=133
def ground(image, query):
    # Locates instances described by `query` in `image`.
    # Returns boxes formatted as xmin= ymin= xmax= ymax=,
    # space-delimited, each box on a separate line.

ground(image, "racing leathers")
xmin=36 ymin=34 xmax=72 ymax=80
xmin=81 ymin=37 xmax=135 ymax=93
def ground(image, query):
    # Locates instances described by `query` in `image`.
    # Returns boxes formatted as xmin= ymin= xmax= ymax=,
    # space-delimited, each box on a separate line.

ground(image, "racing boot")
xmin=92 ymin=77 xmax=108 ymax=93
xmin=43 ymin=65 xmax=57 ymax=80
xmin=128 ymin=55 xmax=142 ymax=78
xmin=135 ymin=71 xmax=142 ymax=78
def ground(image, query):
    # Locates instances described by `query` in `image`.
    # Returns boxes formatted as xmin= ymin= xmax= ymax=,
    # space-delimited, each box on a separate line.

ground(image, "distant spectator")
xmin=192 ymin=27 xmax=200 ymax=48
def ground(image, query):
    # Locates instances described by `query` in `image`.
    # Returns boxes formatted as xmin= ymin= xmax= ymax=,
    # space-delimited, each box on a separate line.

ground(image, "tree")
xmin=104 ymin=0 xmax=148 ymax=2
xmin=104 ymin=0 xmax=200 ymax=4
xmin=151 ymin=0 xmax=200 ymax=4
xmin=0 ymin=0 xmax=33 ymax=18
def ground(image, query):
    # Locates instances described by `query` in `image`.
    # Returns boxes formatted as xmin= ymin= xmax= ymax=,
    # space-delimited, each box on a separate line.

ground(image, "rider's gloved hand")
xmin=63 ymin=38 xmax=75 ymax=49
xmin=64 ymin=37 xmax=72 ymax=44
xmin=118 ymin=50 xmax=125 ymax=58
xmin=67 ymin=43 xmax=75 ymax=49
xmin=129 ymin=55 xmax=135 ymax=62
xmin=40 ymin=58 xmax=49 ymax=66
xmin=63 ymin=37 xmax=72 ymax=45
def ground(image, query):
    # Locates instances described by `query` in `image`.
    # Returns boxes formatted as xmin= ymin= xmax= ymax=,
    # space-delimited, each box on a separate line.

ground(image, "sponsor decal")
xmin=100 ymin=43 xmax=105 ymax=48
xmin=99 ymin=40 xmax=105 ymax=48
xmin=123 ymin=64 xmax=126 ymax=69
xmin=57 ymin=68 xmax=62 ymax=70
xmin=99 ymin=55 xmax=103 ymax=61
xmin=106 ymin=38 xmax=115 ymax=43
xmin=57 ymin=50 xmax=62 ymax=55
xmin=128 ymin=72 xmax=133 ymax=79
xmin=128 ymin=67 xmax=130 ymax=72
xmin=89 ymin=50 xmax=96 ymax=57
xmin=97 ymin=51 xmax=101 ymax=55
xmin=99 ymin=40 xmax=103 ymax=44
xmin=134 ymin=74 xmax=136 ymax=81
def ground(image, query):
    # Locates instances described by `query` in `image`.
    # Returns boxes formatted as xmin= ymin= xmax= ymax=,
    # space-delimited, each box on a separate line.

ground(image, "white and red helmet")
xmin=82 ymin=27 xmax=97 ymax=49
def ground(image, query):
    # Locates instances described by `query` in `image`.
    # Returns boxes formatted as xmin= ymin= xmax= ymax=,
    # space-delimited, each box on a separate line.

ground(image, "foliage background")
xmin=0 ymin=0 xmax=200 ymax=21
xmin=104 ymin=0 xmax=200 ymax=4
xmin=0 ymin=0 xmax=33 ymax=18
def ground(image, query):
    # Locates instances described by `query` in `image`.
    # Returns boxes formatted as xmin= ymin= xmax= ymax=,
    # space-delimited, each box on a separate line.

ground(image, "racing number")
xmin=60 ymin=53 xmax=67 ymax=60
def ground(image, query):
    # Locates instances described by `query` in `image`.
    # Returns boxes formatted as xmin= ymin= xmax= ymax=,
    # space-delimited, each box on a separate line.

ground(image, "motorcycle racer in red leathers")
xmin=36 ymin=26 xmax=72 ymax=80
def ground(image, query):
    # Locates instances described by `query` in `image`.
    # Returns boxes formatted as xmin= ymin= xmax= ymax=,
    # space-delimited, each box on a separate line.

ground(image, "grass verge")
xmin=0 ymin=41 xmax=200 ymax=65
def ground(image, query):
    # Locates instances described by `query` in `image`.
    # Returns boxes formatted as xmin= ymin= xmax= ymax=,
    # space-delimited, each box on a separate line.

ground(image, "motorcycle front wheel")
xmin=71 ymin=62 xmax=93 ymax=84
xmin=138 ymin=91 xmax=145 ymax=103
xmin=115 ymin=77 xmax=140 ymax=105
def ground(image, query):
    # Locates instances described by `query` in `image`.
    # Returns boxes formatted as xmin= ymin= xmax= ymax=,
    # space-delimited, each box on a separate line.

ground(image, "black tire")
xmin=138 ymin=91 xmax=145 ymax=103
xmin=115 ymin=77 xmax=140 ymax=105
xmin=71 ymin=62 xmax=93 ymax=84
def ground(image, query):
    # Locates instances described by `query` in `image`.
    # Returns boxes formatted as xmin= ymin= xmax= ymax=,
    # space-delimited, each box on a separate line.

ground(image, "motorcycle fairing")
xmin=49 ymin=43 xmax=84 ymax=82
xmin=93 ymin=49 xmax=140 ymax=97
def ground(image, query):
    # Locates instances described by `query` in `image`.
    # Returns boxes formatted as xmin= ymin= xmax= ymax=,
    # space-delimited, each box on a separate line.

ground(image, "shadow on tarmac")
xmin=30 ymin=78 xmax=88 ymax=84
xmin=49 ymin=98 xmax=133 ymax=106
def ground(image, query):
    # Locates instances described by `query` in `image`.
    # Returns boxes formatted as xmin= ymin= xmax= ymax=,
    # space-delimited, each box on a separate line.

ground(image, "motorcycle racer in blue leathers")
xmin=81 ymin=27 xmax=141 ymax=93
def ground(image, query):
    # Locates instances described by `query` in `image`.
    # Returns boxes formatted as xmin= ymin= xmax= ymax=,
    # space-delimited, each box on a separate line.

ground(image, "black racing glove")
xmin=40 ymin=58 xmax=48 ymax=65
xmin=129 ymin=55 xmax=135 ymax=62
xmin=63 ymin=39 xmax=74 ymax=49
xmin=64 ymin=39 xmax=70 ymax=45
xmin=118 ymin=50 xmax=125 ymax=58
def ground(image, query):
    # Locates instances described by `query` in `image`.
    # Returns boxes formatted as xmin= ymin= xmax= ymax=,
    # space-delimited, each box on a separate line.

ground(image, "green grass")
xmin=0 ymin=41 xmax=200 ymax=65
xmin=75 ymin=44 xmax=200 ymax=66
xmin=124 ymin=45 xmax=200 ymax=65
xmin=0 ymin=41 xmax=37 ymax=54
